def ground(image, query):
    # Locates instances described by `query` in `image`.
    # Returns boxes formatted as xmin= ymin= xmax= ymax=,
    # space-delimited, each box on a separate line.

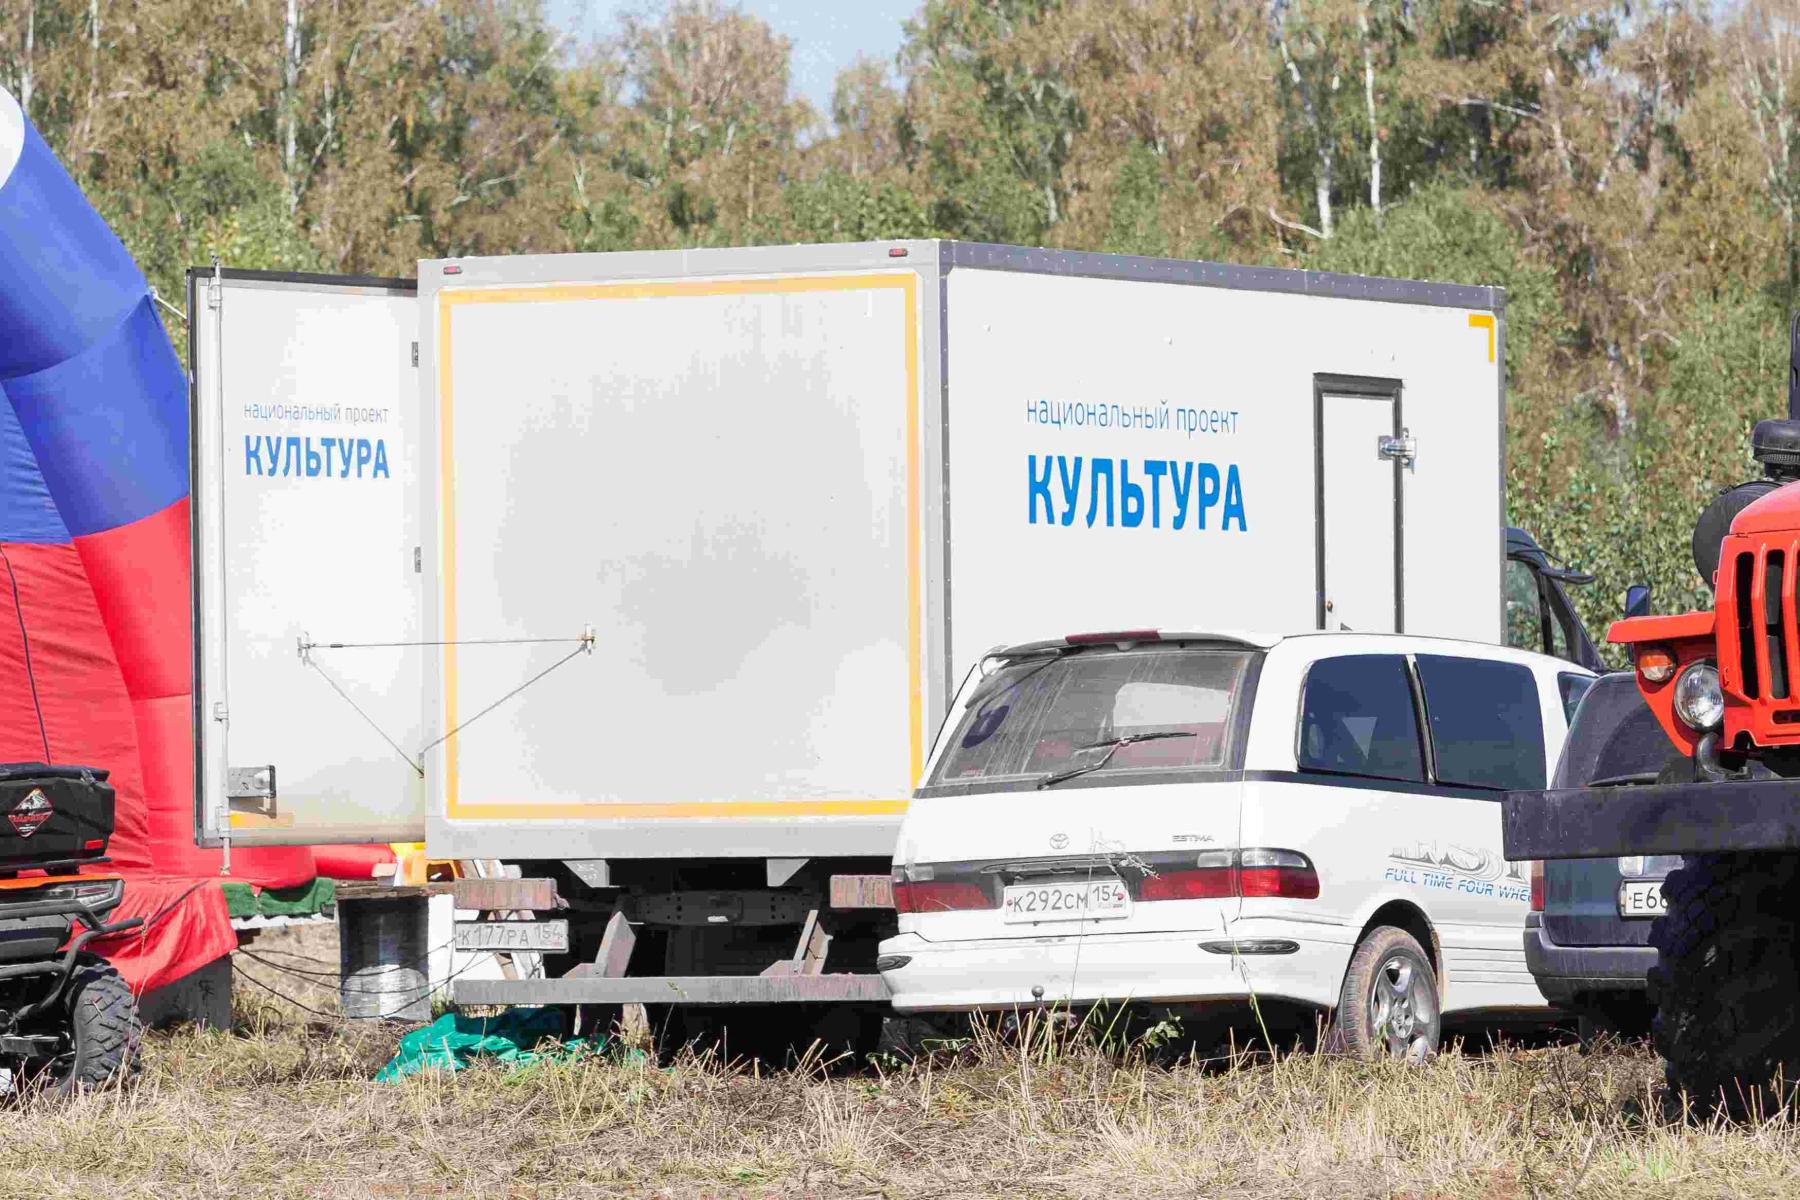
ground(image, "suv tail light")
xmin=893 ymin=880 xmax=993 ymax=913
xmin=1529 ymin=860 xmax=1545 ymax=912
xmin=1140 ymin=848 xmax=1319 ymax=902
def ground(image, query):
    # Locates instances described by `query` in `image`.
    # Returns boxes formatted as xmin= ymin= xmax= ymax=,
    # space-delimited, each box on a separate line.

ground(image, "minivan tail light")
xmin=1140 ymin=867 xmax=1236 ymax=901
xmin=1140 ymin=849 xmax=1318 ymax=902
xmin=1529 ymin=860 xmax=1545 ymax=912
xmin=893 ymin=880 xmax=993 ymax=913
xmin=1066 ymin=630 xmax=1160 ymax=645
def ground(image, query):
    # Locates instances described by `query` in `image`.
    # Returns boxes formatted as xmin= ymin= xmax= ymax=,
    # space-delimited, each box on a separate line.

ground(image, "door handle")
xmin=1377 ymin=429 xmax=1417 ymax=466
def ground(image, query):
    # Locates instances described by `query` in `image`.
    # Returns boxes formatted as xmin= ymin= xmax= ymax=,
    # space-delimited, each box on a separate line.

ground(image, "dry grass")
xmin=1 ymin=929 xmax=1798 ymax=1198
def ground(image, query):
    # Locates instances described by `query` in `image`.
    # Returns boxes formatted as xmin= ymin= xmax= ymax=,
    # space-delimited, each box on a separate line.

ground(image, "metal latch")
xmin=227 ymin=766 xmax=277 ymax=815
xmin=1377 ymin=429 xmax=1417 ymax=466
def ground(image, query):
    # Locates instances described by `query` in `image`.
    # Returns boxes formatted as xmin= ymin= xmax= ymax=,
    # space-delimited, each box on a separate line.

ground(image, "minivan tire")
xmin=1333 ymin=926 xmax=1440 ymax=1061
xmin=1649 ymin=852 xmax=1800 ymax=1121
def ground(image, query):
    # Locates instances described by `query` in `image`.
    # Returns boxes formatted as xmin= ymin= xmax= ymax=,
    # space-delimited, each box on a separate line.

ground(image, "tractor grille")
xmin=1730 ymin=543 xmax=1793 ymax=701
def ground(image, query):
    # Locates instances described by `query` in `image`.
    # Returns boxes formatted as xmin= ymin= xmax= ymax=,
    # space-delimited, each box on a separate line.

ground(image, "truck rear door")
xmin=190 ymin=269 xmax=424 ymax=846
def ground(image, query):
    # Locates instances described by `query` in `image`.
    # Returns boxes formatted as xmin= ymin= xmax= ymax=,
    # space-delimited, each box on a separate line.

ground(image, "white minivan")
xmin=877 ymin=630 xmax=1592 ymax=1056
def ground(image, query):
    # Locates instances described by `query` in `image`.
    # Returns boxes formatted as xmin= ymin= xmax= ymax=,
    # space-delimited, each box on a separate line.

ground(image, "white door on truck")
xmin=1316 ymin=375 xmax=1403 ymax=634
xmin=191 ymin=270 xmax=425 ymax=846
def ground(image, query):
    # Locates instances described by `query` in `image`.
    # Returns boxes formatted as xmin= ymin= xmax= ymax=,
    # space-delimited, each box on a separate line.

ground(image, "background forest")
xmin=6 ymin=0 xmax=1798 ymax=636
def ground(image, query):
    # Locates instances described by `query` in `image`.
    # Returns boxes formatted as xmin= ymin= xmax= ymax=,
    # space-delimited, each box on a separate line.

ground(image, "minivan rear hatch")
xmin=896 ymin=637 xmax=1259 ymax=942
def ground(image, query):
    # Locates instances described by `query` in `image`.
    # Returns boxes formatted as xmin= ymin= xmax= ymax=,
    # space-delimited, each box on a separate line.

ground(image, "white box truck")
xmin=187 ymin=242 xmax=1594 ymax=1016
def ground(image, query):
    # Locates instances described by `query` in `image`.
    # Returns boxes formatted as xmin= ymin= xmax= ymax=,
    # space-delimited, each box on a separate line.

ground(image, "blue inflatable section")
xmin=0 ymin=94 xmax=187 ymax=538
xmin=5 ymin=300 xmax=189 ymax=537
xmin=0 ymin=396 xmax=71 ymax=545
xmin=0 ymin=112 xmax=148 ymax=379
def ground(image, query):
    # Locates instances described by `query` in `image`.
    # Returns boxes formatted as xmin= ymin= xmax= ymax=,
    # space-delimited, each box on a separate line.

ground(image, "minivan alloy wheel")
xmin=1333 ymin=925 xmax=1441 ymax=1060
xmin=1369 ymin=954 xmax=1436 ymax=1060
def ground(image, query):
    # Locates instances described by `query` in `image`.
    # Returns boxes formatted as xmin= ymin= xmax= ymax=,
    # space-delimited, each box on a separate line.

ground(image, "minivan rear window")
xmin=927 ymin=647 xmax=1255 ymax=789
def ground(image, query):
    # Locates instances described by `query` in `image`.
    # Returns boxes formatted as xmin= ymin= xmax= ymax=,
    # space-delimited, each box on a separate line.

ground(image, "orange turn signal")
xmin=1637 ymin=643 xmax=1678 ymax=684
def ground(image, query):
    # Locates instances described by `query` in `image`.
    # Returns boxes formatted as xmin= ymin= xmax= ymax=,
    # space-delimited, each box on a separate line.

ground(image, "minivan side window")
xmin=1297 ymin=655 xmax=1426 ymax=783
xmin=1558 ymin=672 xmax=1594 ymax=725
xmin=1414 ymin=655 xmax=1547 ymax=790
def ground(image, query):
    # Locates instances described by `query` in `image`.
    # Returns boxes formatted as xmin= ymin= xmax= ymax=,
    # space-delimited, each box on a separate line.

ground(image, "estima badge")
xmin=8 ymin=789 xmax=52 ymax=838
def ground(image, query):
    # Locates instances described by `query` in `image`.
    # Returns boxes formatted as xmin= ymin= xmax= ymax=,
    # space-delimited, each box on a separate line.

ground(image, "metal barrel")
xmin=338 ymin=895 xmax=431 ymax=1021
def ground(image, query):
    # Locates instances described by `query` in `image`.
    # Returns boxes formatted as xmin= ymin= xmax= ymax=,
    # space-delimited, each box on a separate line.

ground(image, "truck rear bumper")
xmin=452 ymin=974 xmax=891 ymax=1006
xmin=1522 ymin=913 xmax=1652 ymax=1005
xmin=1502 ymin=779 xmax=1800 ymax=860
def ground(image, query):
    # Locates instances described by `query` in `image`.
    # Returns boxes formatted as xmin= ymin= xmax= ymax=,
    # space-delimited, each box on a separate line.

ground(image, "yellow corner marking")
xmin=1469 ymin=312 xmax=1496 ymax=363
xmin=436 ymin=272 xmax=923 ymax=821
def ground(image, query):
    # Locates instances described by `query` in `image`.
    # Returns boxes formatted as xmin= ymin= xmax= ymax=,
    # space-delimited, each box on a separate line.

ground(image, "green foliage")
xmin=784 ymin=171 xmax=935 ymax=243
xmin=1102 ymin=143 xmax=1166 ymax=257
xmin=903 ymin=0 xmax=1082 ymax=243
xmin=94 ymin=140 xmax=325 ymax=318
xmin=1513 ymin=292 xmax=1790 ymax=634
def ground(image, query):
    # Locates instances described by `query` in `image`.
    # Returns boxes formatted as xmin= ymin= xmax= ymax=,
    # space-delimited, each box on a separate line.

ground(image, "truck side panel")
xmin=942 ymin=266 xmax=1502 ymax=672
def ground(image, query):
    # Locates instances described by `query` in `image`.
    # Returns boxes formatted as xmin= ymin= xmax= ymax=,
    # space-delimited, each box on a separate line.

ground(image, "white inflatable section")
xmin=0 ymin=87 xmax=21 ymax=191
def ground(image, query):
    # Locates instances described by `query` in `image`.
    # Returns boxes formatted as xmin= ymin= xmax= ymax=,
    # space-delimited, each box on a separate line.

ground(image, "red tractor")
xmin=1505 ymin=324 xmax=1800 ymax=1117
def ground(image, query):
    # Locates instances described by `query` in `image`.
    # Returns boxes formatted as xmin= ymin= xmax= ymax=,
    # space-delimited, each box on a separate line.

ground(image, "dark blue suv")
xmin=1523 ymin=671 xmax=1681 ymax=1037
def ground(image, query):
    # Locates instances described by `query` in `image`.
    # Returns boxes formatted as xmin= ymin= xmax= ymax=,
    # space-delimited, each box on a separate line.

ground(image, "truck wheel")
xmin=1333 ymin=926 xmax=1439 ymax=1061
xmin=28 ymin=956 xmax=142 ymax=1094
xmin=1649 ymin=853 xmax=1800 ymax=1120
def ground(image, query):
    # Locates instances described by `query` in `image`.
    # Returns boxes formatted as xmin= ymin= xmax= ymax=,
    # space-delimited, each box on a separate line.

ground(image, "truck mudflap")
xmin=1503 ymin=779 xmax=1800 ymax=860
xmin=452 ymin=973 xmax=891 ymax=1006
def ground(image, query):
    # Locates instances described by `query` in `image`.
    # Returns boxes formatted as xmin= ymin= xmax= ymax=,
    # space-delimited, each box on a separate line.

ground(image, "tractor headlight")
xmin=1674 ymin=662 xmax=1725 ymax=732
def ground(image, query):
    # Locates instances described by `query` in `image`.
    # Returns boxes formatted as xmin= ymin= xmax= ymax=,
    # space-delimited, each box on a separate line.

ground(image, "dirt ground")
xmin=2 ymin=925 xmax=1798 ymax=1199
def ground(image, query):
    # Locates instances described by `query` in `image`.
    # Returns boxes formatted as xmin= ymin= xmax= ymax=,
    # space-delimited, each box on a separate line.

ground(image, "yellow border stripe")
xmin=437 ymin=272 xmax=922 ymax=820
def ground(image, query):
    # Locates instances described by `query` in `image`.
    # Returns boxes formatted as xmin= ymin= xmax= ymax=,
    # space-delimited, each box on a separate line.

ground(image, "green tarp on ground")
xmin=376 ymin=1008 xmax=616 ymax=1082
xmin=221 ymin=877 xmax=337 ymax=919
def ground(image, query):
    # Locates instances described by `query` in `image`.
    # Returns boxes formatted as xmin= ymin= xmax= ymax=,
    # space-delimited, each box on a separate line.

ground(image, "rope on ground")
xmin=234 ymin=937 xmax=518 ymax=1014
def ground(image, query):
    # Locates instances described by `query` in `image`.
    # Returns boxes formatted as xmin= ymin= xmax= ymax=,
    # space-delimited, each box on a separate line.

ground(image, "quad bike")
xmin=0 ymin=764 xmax=142 ymax=1093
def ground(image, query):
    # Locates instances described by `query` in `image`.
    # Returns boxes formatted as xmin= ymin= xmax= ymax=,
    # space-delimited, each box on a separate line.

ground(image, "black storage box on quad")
xmin=0 ymin=764 xmax=114 ymax=871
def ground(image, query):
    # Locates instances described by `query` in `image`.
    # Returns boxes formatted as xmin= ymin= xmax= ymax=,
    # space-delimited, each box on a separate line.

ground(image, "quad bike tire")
xmin=26 ymin=956 xmax=142 ymax=1095
xmin=1649 ymin=853 xmax=1800 ymax=1121
xmin=1331 ymin=926 xmax=1440 ymax=1061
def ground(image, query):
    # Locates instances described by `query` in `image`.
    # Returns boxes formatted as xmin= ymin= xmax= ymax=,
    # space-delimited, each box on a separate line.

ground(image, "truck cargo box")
xmin=189 ymin=243 xmax=1507 ymax=863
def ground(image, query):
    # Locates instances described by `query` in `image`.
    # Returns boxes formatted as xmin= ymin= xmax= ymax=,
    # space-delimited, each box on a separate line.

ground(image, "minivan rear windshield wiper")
xmin=1036 ymin=731 xmax=1193 ymax=789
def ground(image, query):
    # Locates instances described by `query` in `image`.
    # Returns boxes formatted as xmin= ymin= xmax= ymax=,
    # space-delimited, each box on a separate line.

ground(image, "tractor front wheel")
xmin=1650 ymin=853 xmax=1800 ymax=1120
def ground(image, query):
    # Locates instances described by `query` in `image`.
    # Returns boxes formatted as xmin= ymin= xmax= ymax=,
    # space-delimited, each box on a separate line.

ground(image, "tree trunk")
xmin=1275 ymin=14 xmax=1332 ymax=238
xmin=1359 ymin=2 xmax=1380 ymax=219
xmin=283 ymin=0 xmax=301 ymax=212
xmin=21 ymin=1 xmax=34 ymax=116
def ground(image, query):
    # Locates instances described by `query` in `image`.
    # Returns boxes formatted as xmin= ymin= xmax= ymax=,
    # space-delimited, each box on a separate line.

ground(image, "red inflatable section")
xmin=85 ymin=878 xmax=238 ymax=995
xmin=0 ymin=505 xmax=317 ymax=993
xmin=43 ymin=500 xmax=315 ymax=892
xmin=313 ymin=844 xmax=397 ymax=882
